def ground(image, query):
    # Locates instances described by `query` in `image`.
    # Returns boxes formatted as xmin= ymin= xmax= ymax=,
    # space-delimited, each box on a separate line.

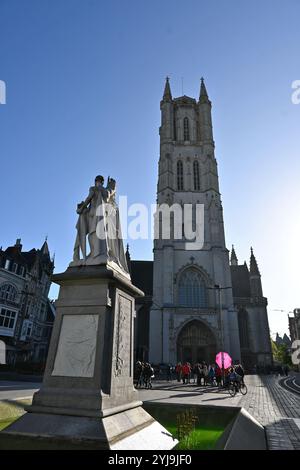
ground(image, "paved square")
xmin=138 ymin=374 xmax=300 ymax=450
xmin=1 ymin=374 xmax=299 ymax=449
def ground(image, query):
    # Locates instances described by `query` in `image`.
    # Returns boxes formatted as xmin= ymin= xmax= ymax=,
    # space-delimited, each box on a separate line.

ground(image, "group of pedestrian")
xmin=175 ymin=362 xmax=222 ymax=386
xmin=175 ymin=361 xmax=245 ymax=388
xmin=134 ymin=359 xmax=245 ymax=390
xmin=135 ymin=361 xmax=154 ymax=389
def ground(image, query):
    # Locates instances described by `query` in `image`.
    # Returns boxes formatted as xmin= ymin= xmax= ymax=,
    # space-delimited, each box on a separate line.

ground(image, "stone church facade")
xmin=128 ymin=78 xmax=272 ymax=370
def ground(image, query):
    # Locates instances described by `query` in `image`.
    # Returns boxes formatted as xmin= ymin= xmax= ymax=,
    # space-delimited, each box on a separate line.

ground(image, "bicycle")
xmin=228 ymin=379 xmax=248 ymax=397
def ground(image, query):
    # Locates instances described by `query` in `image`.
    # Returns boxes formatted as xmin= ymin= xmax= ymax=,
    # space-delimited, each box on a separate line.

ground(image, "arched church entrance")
xmin=177 ymin=320 xmax=217 ymax=364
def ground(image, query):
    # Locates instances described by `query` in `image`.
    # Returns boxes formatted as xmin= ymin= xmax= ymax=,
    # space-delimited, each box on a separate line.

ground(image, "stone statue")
xmin=71 ymin=175 xmax=128 ymax=274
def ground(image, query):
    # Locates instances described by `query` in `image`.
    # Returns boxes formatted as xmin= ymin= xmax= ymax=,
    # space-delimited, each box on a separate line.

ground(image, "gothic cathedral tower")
xmin=149 ymin=78 xmax=241 ymax=365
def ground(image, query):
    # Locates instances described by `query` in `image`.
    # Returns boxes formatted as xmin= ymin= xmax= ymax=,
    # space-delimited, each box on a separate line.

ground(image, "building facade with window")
xmin=0 ymin=239 xmax=55 ymax=366
xmin=289 ymin=309 xmax=300 ymax=344
xmin=128 ymin=78 xmax=272 ymax=370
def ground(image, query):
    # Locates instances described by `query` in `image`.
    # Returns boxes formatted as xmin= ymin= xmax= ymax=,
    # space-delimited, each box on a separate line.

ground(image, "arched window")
xmin=183 ymin=117 xmax=190 ymax=141
xmin=177 ymin=160 xmax=184 ymax=190
xmin=0 ymin=284 xmax=18 ymax=302
xmin=193 ymin=160 xmax=200 ymax=190
xmin=178 ymin=269 xmax=207 ymax=308
xmin=238 ymin=309 xmax=250 ymax=348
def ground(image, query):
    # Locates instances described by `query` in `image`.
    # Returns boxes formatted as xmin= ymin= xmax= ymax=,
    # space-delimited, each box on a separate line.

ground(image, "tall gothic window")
xmin=238 ymin=309 xmax=250 ymax=348
xmin=0 ymin=284 xmax=17 ymax=302
xmin=177 ymin=160 xmax=184 ymax=190
xmin=178 ymin=269 xmax=207 ymax=308
xmin=183 ymin=117 xmax=190 ymax=141
xmin=193 ymin=160 xmax=200 ymax=190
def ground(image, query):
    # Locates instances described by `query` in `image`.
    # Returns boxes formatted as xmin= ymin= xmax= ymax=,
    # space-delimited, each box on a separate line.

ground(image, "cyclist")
xmin=234 ymin=363 xmax=245 ymax=385
xmin=143 ymin=363 xmax=154 ymax=389
xmin=228 ymin=367 xmax=242 ymax=391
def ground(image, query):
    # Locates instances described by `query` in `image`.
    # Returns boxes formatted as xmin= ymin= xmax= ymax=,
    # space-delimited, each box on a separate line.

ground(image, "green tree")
xmin=271 ymin=339 xmax=292 ymax=366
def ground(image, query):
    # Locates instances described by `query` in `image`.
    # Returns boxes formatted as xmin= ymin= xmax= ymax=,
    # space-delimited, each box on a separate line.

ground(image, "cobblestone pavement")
xmin=236 ymin=375 xmax=300 ymax=450
xmin=139 ymin=374 xmax=300 ymax=450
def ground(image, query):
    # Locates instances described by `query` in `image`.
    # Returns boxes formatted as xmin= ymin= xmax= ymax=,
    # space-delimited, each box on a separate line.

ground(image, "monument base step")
xmin=0 ymin=406 xmax=178 ymax=450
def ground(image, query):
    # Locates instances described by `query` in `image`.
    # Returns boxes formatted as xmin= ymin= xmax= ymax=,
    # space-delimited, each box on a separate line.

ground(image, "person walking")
xmin=192 ymin=364 xmax=198 ymax=384
xmin=175 ymin=362 xmax=182 ymax=382
xmin=143 ymin=363 xmax=154 ymax=389
xmin=135 ymin=361 xmax=144 ymax=388
xmin=197 ymin=363 xmax=204 ymax=386
xmin=187 ymin=362 xmax=192 ymax=384
xmin=215 ymin=364 xmax=222 ymax=387
xmin=182 ymin=362 xmax=191 ymax=384
xmin=167 ymin=364 xmax=173 ymax=381
xmin=208 ymin=365 xmax=215 ymax=385
xmin=203 ymin=363 xmax=209 ymax=386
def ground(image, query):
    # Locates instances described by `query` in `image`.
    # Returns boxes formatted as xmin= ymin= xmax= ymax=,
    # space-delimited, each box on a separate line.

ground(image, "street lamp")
xmin=208 ymin=284 xmax=232 ymax=385
xmin=151 ymin=300 xmax=164 ymax=364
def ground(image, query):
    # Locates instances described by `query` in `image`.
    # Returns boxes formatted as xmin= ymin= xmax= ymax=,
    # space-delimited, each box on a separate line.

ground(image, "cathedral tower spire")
xmin=150 ymin=79 xmax=241 ymax=366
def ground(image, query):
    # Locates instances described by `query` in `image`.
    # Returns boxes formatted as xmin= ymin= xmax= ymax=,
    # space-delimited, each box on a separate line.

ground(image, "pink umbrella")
xmin=215 ymin=352 xmax=232 ymax=370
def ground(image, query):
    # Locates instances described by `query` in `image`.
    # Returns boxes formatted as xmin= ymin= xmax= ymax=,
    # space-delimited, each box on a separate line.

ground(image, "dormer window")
xmin=11 ymin=263 xmax=18 ymax=273
xmin=183 ymin=117 xmax=190 ymax=141
xmin=19 ymin=266 xmax=25 ymax=277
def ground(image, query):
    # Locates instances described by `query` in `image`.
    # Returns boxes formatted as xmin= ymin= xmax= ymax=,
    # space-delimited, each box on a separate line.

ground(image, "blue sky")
xmin=0 ymin=0 xmax=299 ymax=337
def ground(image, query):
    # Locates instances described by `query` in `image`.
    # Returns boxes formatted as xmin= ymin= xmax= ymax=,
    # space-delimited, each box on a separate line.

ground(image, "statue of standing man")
xmin=71 ymin=175 xmax=128 ymax=274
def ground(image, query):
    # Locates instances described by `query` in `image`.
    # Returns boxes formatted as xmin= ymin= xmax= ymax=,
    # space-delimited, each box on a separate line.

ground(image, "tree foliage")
xmin=271 ymin=339 xmax=292 ymax=366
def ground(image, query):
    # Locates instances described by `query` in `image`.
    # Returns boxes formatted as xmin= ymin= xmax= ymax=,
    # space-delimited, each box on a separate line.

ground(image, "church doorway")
xmin=177 ymin=320 xmax=216 ymax=365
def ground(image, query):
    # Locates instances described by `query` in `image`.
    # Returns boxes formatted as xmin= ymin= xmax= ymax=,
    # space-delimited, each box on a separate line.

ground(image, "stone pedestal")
xmin=0 ymin=265 xmax=177 ymax=449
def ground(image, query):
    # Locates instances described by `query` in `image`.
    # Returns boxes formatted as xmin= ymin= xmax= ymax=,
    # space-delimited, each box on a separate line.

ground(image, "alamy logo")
xmin=0 ymin=340 xmax=6 ymax=364
xmin=0 ymin=80 xmax=6 ymax=104
xmin=291 ymin=340 xmax=300 ymax=365
xmin=95 ymin=198 xmax=205 ymax=250
xmin=291 ymin=80 xmax=300 ymax=104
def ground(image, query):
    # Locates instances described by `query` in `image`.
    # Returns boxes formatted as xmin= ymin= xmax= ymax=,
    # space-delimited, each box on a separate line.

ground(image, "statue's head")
xmin=95 ymin=175 xmax=104 ymax=187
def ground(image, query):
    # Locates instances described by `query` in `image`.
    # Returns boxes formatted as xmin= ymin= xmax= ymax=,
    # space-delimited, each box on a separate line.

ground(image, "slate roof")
xmin=0 ymin=243 xmax=53 ymax=274
xmin=130 ymin=260 xmax=153 ymax=296
xmin=130 ymin=260 xmax=252 ymax=300
xmin=230 ymin=264 xmax=251 ymax=298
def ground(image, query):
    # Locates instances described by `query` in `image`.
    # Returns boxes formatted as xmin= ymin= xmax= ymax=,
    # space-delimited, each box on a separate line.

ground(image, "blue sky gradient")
xmin=0 ymin=0 xmax=299 ymax=336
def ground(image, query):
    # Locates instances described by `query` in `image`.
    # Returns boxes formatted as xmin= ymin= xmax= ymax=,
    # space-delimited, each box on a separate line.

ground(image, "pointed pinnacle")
xmin=199 ymin=77 xmax=209 ymax=103
xmin=230 ymin=244 xmax=238 ymax=265
xmin=163 ymin=76 xmax=172 ymax=101
xmin=250 ymin=247 xmax=260 ymax=275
